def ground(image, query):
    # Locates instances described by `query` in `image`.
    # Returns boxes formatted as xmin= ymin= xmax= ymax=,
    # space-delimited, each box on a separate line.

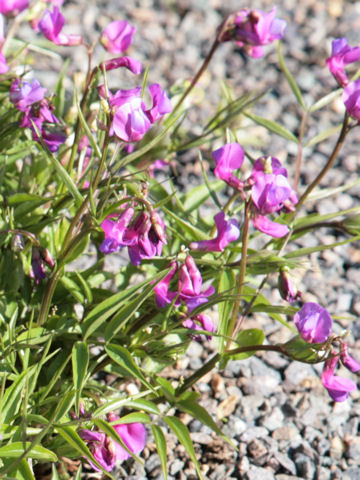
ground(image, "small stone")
xmin=345 ymin=437 xmax=360 ymax=462
xmin=170 ymin=459 xmax=184 ymax=475
xmin=272 ymin=425 xmax=300 ymax=442
xmin=273 ymin=452 xmax=297 ymax=475
xmin=240 ymin=426 xmax=269 ymax=442
xmin=259 ymin=407 xmax=285 ymax=431
xmin=244 ymin=466 xmax=275 ymax=480
xmin=217 ymin=394 xmax=239 ymax=419
xmin=293 ymin=453 xmax=316 ymax=479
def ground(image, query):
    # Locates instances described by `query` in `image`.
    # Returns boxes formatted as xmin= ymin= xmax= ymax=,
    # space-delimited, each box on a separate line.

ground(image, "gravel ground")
xmin=26 ymin=1 xmax=360 ymax=479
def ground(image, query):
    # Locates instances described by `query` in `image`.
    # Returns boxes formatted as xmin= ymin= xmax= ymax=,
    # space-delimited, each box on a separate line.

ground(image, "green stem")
xmin=226 ymin=200 xmax=251 ymax=346
xmin=295 ymin=112 xmax=350 ymax=212
xmin=176 ymin=344 xmax=283 ymax=396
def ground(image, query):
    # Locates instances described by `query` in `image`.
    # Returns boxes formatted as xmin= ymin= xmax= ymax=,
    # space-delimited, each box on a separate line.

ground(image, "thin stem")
xmin=176 ymin=344 xmax=284 ymax=396
xmin=226 ymin=200 xmax=251 ymax=346
xmin=293 ymin=110 xmax=307 ymax=190
xmin=295 ymin=112 xmax=350 ymax=212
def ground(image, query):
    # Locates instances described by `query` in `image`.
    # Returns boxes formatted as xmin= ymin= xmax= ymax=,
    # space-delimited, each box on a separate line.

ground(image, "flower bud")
xmin=278 ymin=269 xmax=301 ymax=303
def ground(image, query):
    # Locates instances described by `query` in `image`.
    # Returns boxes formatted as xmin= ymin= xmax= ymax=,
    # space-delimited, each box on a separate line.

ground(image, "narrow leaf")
xmin=151 ymin=425 xmax=168 ymax=480
xmin=277 ymin=41 xmax=306 ymax=109
xmin=164 ymin=416 xmax=203 ymax=480
xmin=72 ymin=341 xmax=89 ymax=414
xmin=244 ymin=111 xmax=298 ymax=143
xmin=0 ymin=442 xmax=57 ymax=461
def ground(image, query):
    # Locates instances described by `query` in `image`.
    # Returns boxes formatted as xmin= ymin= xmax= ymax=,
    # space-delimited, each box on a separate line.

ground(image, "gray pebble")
xmin=293 ymin=453 xmax=316 ymax=480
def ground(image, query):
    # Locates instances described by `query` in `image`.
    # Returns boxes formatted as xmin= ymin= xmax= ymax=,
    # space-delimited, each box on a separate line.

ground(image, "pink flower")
xmin=212 ymin=142 xmax=245 ymax=191
xmin=38 ymin=7 xmax=82 ymax=46
xmin=100 ymin=208 xmax=135 ymax=254
xmin=222 ymin=7 xmax=286 ymax=58
xmin=321 ymin=355 xmax=357 ymax=402
xmin=183 ymin=313 xmax=215 ymax=341
xmin=10 ymin=78 xmax=47 ymax=112
xmin=101 ymin=56 xmax=142 ymax=75
xmin=343 ymin=78 xmax=360 ymax=121
xmin=0 ymin=0 xmax=28 ymax=16
xmin=153 ymin=261 xmax=179 ymax=308
xmin=340 ymin=343 xmax=360 ymax=373
xmin=100 ymin=20 xmax=136 ymax=54
xmin=0 ymin=52 xmax=8 ymax=74
xmin=80 ymin=415 xmax=146 ymax=472
xmin=107 ymin=84 xmax=172 ymax=142
xmin=294 ymin=303 xmax=333 ymax=344
xmin=278 ymin=269 xmax=301 ymax=303
xmin=190 ymin=211 xmax=240 ymax=252
xmin=108 ymin=413 xmax=147 ymax=461
xmin=326 ymin=38 xmax=360 ymax=87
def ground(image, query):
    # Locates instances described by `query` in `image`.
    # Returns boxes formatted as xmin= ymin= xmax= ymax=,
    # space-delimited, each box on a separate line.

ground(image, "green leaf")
xmin=177 ymin=397 xmax=235 ymax=448
xmin=304 ymin=124 xmax=342 ymax=148
xmin=217 ymin=269 xmax=236 ymax=355
xmin=309 ymin=88 xmax=342 ymax=113
xmin=164 ymin=416 xmax=203 ymax=480
xmin=229 ymin=328 xmax=265 ymax=360
xmin=105 ymin=344 xmax=156 ymax=393
xmin=284 ymin=235 xmax=360 ymax=258
xmin=162 ymin=206 xmax=207 ymax=239
xmin=41 ymin=142 xmax=84 ymax=207
xmin=0 ymin=442 xmax=57 ymax=461
xmin=60 ymin=276 xmax=85 ymax=303
xmin=72 ymin=341 xmax=89 ymax=415
xmin=156 ymin=377 xmax=175 ymax=402
xmin=94 ymin=397 xmax=160 ymax=417
xmin=113 ymin=412 xmax=150 ymax=424
xmin=82 ymin=274 xmax=163 ymax=340
xmin=182 ymin=180 xmax=224 ymax=213
xmin=244 ymin=111 xmax=298 ymax=143
xmin=277 ymin=41 xmax=306 ymax=109
xmin=0 ymin=368 xmax=32 ymax=424
xmin=7 ymin=458 xmax=35 ymax=480
xmin=151 ymin=425 xmax=168 ymax=480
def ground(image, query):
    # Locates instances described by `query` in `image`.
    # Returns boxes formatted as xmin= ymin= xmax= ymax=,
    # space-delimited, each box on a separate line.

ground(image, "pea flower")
xmin=80 ymin=414 xmax=146 ymax=472
xmin=10 ymin=78 xmax=47 ymax=112
xmin=321 ymin=354 xmax=357 ymax=402
xmin=278 ymin=269 xmax=301 ymax=303
xmin=178 ymin=255 xmax=215 ymax=312
xmin=38 ymin=7 xmax=82 ymax=46
xmin=221 ymin=7 xmax=286 ymax=58
xmin=294 ymin=302 xmax=333 ymax=344
xmin=212 ymin=142 xmax=245 ymax=191
xmin=0 ymin=14 xmax=9 ymax=73
xmin=0 ymin=0 xmax=28 ymax=16
xmin=106 ymin=84 xmax=172 ymax=142
xmin=189 ymin=211 xmax=240 ymax=252
xmin=326 ymin=38 xmax=360 ymax=87
xmin=100 ymin=208 xmax=135 ymax=254
xmin=100 ymin=20 xmax=136 ymax=54
xmin=108 ymin=413 xmax=147 ymax=461
xmin=340 ymin=343 xmax=360 ymax=373
xmin=31 ymin=246 xmax=54 ymax=283
xmin=342 ymin=78 xmax=360 ymax=121
xmin=100 ymin=209 xmax=166 ymax=266
xmin=183 ymin=313 xmax=215 ymax=341
xmin=101 ymin=56 xmax=142 ymax=74
xmin=153 ymin=261 xmax=179 ymax=308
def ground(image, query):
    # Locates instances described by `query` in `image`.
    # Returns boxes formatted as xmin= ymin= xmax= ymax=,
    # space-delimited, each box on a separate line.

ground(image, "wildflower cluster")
xmin=0 ymin=2 xmax=359 ymax=478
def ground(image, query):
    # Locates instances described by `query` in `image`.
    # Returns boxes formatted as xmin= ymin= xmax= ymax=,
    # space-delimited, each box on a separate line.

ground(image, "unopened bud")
xmin=40 ymin=247 xmax=55 ymax=269
xmin=11 ymin=233 xmax=25 ymax=252
xmin=278 ymin=269 xmax=301 ymax=303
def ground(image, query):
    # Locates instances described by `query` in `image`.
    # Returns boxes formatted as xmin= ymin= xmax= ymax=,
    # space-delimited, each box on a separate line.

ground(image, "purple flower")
xmin=183 ymin=313 xmax=215 ymax=341
xmin=340 ymin=343 xmax=360 ymax=373
xmin=80 ymin=414 xmax=146 ymax=472
xmin=178 ymin=255 xmax=215 ymax=312
xmin=31 ymin=247 xmax=47 ymax=283
xmin=108 ymin=413 xmax=147 ymax=461
xmin=0 ymin=0 xmax=28 ymax=16
xmin=101 ymin=56 xmax=142 ymax=75
xmin=146 ymin=83 xmax=173 ymax=123
xmin=326 ymin=38 xmax=360 ymax=87
xmin=278 ymin=269 xmax=301 ymax=303
xmin=222 ymin=7 xmax=286 ymax=58
xmin=10 ymin=78 xmax=47 ymax=112
xmin=294 ymin=302 xmax=333 ymax=344
xmin=0 ymin=51 xmax=8 ymax=74
xmin=100 ymin=208 xmax=135 ymax=254
xmin=153 ymin=261 xmax=179 ymax=308
xmin=343 ymin=79 xmax=360 ymax=121
xmin=124 ymin=211 xmax=166 ymax=266
xmin=189 ymin=211 xmax=240 ymax=252
xmin=321 ymin=355 xmax=357 ymax=402
xmin=100 ymin=20 xmax=136 ymax=54
xmin=104 ymin=84 xmax=171 ymax=142
xmin=212 ymin=142 xmax=245 ymax=191
xmin=38 ymin=7 xmax=82 ymax=46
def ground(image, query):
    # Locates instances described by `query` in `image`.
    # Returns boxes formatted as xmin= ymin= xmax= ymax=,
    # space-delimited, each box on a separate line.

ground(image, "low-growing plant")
xmin=0 ymin=2 xmax=359 ymax=478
